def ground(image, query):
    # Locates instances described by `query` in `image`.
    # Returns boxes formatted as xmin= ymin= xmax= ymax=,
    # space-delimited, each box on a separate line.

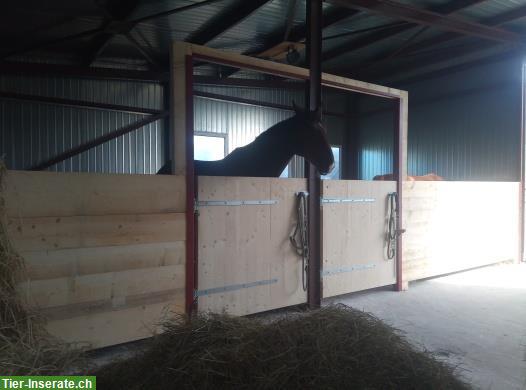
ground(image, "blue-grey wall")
xmin=357 ymin=56 xmax=523 ymax=181
xmin=0 ymin=73 xmax=348 ymax=176
xmin=193 ymin=85 xmax=348 ymax=177
xmin=0 ymin=74 xmax=165 ymax=174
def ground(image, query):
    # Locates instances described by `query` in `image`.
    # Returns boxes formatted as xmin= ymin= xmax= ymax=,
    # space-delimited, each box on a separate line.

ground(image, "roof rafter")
xmin=82 ymin=0 xmax=141 ymax=66
xmin=257 ymin=5 xmax=360 ymax=53
xmin=321 ymin=0 xmax=489 ymax=64
xmin=327 ymin=0 xmax=521 ymax=42
xmin=391 ymin=4 xmax=526 ymax=58
xmin=350 ymin=3 xmax=526 ymax=81
xmin=187 ymin=0 xmax=271 ymax=45
xmin=371 ymin=40 xmax=511 ymax=83
xmin=1 ymin=0 xmax=226 ymax=61
xmin=216 ymin=5 xmax=360 ymax=79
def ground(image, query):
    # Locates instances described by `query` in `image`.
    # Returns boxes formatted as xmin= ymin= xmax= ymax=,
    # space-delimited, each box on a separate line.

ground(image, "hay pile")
xmin=97 ymin=305 xmax=470 ymax=390
xmin=0 ymin=163 xmax=82 ymax=375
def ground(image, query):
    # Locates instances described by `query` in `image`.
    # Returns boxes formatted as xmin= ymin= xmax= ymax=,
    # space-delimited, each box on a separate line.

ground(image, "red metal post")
xmin=519 ymin=63 xmax=525 ymax=263
xmin=306 ymin=0 xmax=323 ymax=308
xmin=185 ymin=55 xmax=197 ymax=314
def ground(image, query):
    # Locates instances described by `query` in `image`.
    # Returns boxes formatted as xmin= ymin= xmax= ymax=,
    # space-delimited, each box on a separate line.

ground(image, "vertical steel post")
xmin=519 ymin=63 xmax=525 ymax=263
xmin=394 ymin=97 xmax=406 ymax=291
xmin=306 ymin=0 xmax=323 ymax=308
xmin=162 ymin=81 xmax=171 ymax=171
xmin=185 ymin=55 xmax=197 ymax=314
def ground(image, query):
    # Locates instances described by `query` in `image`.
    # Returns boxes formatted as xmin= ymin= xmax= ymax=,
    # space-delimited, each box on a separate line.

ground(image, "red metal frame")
xmin=519 ymin=63 xmax=525 ymax=264
xmin=185 ymin=55 xmax=197 ymax=314
xmin=183 ymin=51 xmax=407 ymax=310
xmin=394 ymin=98 xmax=404 ymax=291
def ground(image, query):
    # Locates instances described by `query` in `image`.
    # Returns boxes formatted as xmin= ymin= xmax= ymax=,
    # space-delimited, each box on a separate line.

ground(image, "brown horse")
xmin=373 ymin=173 xmax=444 ymax=181
xmin=158 ymin=105 xmax=334 ymax=177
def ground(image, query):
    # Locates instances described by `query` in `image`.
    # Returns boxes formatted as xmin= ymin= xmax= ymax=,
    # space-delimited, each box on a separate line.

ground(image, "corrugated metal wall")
xmin=357 ymin=56 xmax=522 ymax=181
xmin=1 ymin=73 xmax=348 ymax=176
xmin=0 ymin=74 xmax=165 ymax=174
xmin=357 ymin=99 xmax=394 ymax=180
xmin=193 ymin=85 xmax=347 ymax=178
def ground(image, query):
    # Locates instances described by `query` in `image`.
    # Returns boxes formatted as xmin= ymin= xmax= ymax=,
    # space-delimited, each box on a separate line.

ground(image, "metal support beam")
xmin=327 ymin=0 xmax=522 ymax=43
xmin=520 ymin=64 xmax=526 ymax=263
xmin=194 ymin=75 xmax=304 ymax=89
xmin=220 ymin=5 xmax=360 ymax=79
xmin=0 ymin=62 xmax=168 ymax=83
xmin=306 ymin=0 xmax=323 ymax=309
xmin=322 ymin=0 xmax=488 ymax=65
xmin=1 ymin=0 xmax=226 ymax=60
xmin=371 ymin=39 xmax=506 ymax=83
xmin=390 ymin=49 xmax=519 ymax=86
xmin=380 ymin=4 xmax=526 ymax=60
xmin=185 ymin=56 xmax=197 ymax=315
xmin=194 ymin=90 xmax=347 ymax=117
xmin=261 ymin=5 xmax=359 ymax=53
xmin=83 ymin=0 xmax=141 ymax=66
xmin=187 ymin=0 xmax=271 ymax=45
xmin=29 ymin=112 xmax=168 ymax=171
xmin=322 ymin=23 xmax=411 ymax=63
xmin=0 ymin=91 xmax=163 ymax=115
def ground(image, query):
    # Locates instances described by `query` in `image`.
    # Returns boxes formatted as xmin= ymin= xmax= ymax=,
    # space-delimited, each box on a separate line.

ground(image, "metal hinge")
xmin=196 ymin=199 xmax=278 ymax=207
xmin=322 ymin=263 xmax=376 ymax=277
xmin=321 ymin=197 xmax=375 ymax=204
xmin=194 ymin=278 xmax=278 ymax=298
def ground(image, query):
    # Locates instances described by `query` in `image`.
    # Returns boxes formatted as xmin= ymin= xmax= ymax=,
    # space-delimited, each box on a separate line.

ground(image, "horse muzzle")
xmin=320 ymin=162 xmax=335 ymax=175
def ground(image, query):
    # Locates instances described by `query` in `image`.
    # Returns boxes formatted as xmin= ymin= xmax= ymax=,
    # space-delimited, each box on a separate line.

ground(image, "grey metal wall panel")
xmin=357 ymin=57 xmax=522 ymax=181
xmin=193 ymin=85 xmax=347 ymax=178
xmin=0 ymin=74 xmax=164 ymax=174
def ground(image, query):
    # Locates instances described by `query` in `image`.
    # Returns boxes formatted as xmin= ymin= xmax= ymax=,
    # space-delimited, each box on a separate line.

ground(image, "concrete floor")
xmin=328 ymin=263 xmax=526 ymax=390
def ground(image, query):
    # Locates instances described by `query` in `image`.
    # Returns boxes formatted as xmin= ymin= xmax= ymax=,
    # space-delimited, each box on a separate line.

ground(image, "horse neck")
xmin=252 ymin=118 xmax=301 ymax=171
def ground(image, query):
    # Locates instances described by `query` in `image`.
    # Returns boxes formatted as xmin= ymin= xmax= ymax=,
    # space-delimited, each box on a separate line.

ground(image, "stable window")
xmin=194 ymin=133 xmax=227 ymax=161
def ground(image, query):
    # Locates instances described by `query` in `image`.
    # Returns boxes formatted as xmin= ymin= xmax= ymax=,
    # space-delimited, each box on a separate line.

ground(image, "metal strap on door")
xmin=196 ymin=199 xmax=278 ymax=208
xmin=321 ymin=197 xmax=375 ymax=204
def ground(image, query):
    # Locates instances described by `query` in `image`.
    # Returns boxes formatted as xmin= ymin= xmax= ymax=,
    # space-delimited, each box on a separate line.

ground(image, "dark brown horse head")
xmin=292 ymin=103 xmax=335 ymax=175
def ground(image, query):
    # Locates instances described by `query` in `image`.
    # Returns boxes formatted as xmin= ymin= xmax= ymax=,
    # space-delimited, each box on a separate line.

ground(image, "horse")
xmin=373 ymin=173 xmax=444 ymax=181
xmin=158 ymin=104 xmax=334 ymax=177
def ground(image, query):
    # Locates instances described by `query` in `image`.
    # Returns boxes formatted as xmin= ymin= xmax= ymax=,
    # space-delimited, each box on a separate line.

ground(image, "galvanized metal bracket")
xmin=322 ymin=263 xmax=376 ymax=277
xmin=321 ymin=197 xmax=375 ymax=204
xmin=194 ymin=278 xmax=278 ymax=298
xmin=196 ymin=199 xmax=278 ymax=207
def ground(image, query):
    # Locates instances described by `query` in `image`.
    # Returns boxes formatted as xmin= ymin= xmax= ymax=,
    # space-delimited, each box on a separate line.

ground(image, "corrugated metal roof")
xmin=3 ymin=0 xmax=526 ymax=82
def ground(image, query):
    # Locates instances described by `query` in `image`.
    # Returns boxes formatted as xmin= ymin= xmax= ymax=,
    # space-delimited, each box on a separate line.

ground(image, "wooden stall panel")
xmin=403 ymin=181 xmax=519 ymax=282
xmin=4 ymin=170 xmax=186 ymax=349
xmin=197 ymin=177 xmax=307 ymax=315
xmin=322 ymin=180 xmax=397 ymax=298
xmin=4 ymin=170 xmax=185 ymax=217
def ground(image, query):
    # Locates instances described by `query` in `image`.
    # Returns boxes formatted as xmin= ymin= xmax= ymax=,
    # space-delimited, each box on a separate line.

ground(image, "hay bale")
xmin=96 ymin=305 xmax=470 ymax=389
xmin=0 ymin=163 xmax=83 ymax=375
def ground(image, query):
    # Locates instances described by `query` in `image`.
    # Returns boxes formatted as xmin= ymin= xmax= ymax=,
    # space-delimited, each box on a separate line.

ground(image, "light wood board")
xmin=402 ymin=181 xmax=519 ymax=282
xmin=4 ymin=170 xmax=185 ymax=217
xmin=322 ymin=180 xmax=397 ymax=298
xmin=3 ymin=170 xmax=186 ymax=348
xmin=197 ymin=176 xmax=307 ymax=315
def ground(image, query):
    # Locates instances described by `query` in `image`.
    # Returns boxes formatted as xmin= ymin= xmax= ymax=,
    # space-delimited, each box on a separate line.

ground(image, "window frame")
xmin=193 ymin=131 xmax=228 ymax=161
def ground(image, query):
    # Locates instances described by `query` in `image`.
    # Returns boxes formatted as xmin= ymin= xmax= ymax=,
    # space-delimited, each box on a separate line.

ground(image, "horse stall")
xmin=4 ymin=42 xmax=520 ymax=352
xmin=175 ymin=43 xmax=408 ymax=316
xmin=0 ymin=42 xmax=408 ymax=349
